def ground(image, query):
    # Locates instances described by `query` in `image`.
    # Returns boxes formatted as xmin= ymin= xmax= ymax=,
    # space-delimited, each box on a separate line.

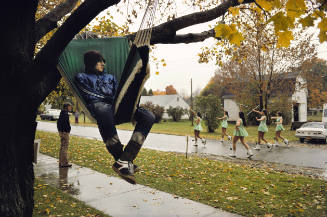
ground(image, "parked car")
xmin=295 ymin=122 xmax=327 ymax=143
xmin=40 ymin=109 xmax=61 ymax=121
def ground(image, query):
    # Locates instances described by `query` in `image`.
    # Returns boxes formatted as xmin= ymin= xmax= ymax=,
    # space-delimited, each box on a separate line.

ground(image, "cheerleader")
xmin=252 ymin=109 xmax=272 ymax=150
xmin=271 ymin=112 xmax=289 ymax=146
xmin=217 ymin=110 xmax=232 ymax=142
xmin=230 ymin=112 xmax=253 ymax=158
xmin=190 ymin=109 xmax=206 ymax=146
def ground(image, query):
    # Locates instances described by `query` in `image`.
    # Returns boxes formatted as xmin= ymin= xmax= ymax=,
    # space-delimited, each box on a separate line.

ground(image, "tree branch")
xmin=127 ymin=0 xmax=254 ymax=44
xmin=35 ymin=0 xmax=79 ymax=42
xmin=153 ymin=29 xmax=218 ymax=44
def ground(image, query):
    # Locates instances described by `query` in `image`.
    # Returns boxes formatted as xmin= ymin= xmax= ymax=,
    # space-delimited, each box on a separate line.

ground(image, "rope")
xmin=133 ymin=0 xmax=159 ymax=47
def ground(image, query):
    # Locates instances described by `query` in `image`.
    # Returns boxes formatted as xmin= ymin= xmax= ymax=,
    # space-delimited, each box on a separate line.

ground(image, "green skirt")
xmin=275 ymin=124 xmax=285 ymax=131
xmin=221 ymin=120 xmax=228 ymax=128
xmin=233 ymin=127 xmax=248 ymax=137
xmin=258 ymin=124 xmax=268 ymax=133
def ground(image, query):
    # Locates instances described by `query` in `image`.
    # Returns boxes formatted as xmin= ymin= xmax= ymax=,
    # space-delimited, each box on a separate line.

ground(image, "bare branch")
xmin=35 ymin=0 xmax=79 ymax=42
xmin=153 ymin=29 xmax=218 ymax=44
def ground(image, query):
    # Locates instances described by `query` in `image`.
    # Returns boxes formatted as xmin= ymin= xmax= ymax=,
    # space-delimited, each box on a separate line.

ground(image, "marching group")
xmin=191 ymin=108 xmax=289 ymax=158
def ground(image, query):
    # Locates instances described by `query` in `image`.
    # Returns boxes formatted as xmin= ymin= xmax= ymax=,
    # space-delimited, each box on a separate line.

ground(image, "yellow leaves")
xmin=299 ymin=15 xmax=315 ymax=28
xmin=214 ymin=23 xmax=244 ymax=46
xmin=229 ymin=7 xmax=239 ymax=16
xmin=276 ymin=30 xmax=294 ymax=47
xmin=270 ymin=12 xmax=294 ymax=32
xmin=256 ymin=0 xmax=273 ymax=11
xmin=286 ymin=0 xmax=307 ymax=18
xmin=318 ymin=18 xmax=327 ymax=43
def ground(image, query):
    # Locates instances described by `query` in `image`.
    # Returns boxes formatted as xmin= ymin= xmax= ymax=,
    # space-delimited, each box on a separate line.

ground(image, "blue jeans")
xmin=89 ymin=102 xmax=155 ymax=142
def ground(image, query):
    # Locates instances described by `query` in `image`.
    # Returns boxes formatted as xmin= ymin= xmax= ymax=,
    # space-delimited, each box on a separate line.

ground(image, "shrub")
xmin=194 ymin=95 xmax=222 ymax=132
xmin=140 ymin=102 xmax=165 ymax=123
xmin=166 ymin=106 xmax=186 ymax=122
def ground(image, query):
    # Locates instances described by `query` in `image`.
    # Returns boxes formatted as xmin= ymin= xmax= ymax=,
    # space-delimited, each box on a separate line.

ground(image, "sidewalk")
xmin=34 ymin=153 xmax=241 ymax=217
xmin=37 ymin=121 xmax=327 ymax=170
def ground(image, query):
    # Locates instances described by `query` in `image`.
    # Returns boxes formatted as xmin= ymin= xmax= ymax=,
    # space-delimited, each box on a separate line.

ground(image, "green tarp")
xmin=58 ymin=37 xmax=130 ymax=85
xmin=57 ymin=37 xmax=130 ymax=122
xmin=58 ymin=37 xmax=150 ymax=124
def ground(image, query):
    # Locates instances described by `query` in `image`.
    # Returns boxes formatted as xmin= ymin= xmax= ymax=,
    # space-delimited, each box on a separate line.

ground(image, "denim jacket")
xmin=74 ymin=71 xmax=118 ymax=105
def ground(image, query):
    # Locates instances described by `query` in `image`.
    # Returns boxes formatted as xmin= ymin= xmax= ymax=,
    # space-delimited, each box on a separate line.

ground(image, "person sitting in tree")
xmin=74 ymin=50 xmax=155 ymax=184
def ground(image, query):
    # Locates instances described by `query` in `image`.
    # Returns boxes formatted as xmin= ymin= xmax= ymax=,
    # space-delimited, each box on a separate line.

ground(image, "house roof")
xmin=140 ymin=94 xmax=189 ymax=108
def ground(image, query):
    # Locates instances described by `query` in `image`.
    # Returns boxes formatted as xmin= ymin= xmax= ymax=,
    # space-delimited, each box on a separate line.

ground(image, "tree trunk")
xmin=0 ymin=96 xmax=38 ymax=217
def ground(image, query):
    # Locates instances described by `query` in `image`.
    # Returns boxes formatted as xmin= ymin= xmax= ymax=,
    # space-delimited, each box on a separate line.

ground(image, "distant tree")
xmin=302 ymin=58 xmax=327 ymax=108
xmin=153 ymin=90 xmax=166 ymax=95
xmin=148 ymin=89 xmax=154 ymax=96
xmin=194 ymin=95 xmax=222 ymax=132
xmin=140 ymin=102 xmax=165 ymax=123
xmin=141 ymin=88 xmax=148 ymax=96
xmin=166 ymin=106 xmax=186 ymax=121
xmin=165 ymin=85 xmax=177 ymax=95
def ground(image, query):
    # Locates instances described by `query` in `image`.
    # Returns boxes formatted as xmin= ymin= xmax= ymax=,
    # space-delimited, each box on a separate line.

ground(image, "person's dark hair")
xmin=63 ymin=102 xmax=71 ymax=110
xmin=197 ymin=112 xmax=202 ymax=119
xmin=239 ymin=111 xmax=247 ymax=127
xmin=277 ymin=111 xmax=283 ymax=116
xmin=84 ymin=50 xmax=105 ymax=73
xmin=262 ymin=109 xmax=268 ymax=116
xmin=225 ymin=111 xmax=229 ymax=117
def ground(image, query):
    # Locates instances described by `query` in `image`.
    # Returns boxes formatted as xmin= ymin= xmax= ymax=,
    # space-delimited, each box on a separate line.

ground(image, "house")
xmin=222 ymin=73 xmax=308 ymax=127
xmin=140 ymin=94 xmax=190 ymax=119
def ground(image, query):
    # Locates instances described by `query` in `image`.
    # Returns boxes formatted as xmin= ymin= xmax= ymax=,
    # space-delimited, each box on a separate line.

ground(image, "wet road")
xmin=37 ymin=121 xmax=327 ymax=170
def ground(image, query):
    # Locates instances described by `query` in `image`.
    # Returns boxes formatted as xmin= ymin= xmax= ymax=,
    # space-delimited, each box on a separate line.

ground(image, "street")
xmin=37 ymin=121 xmax=327 ymax=174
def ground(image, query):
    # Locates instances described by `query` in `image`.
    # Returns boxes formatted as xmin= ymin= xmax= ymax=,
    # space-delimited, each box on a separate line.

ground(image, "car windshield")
xmin=301 ymin=122 xmax=326 ymax=129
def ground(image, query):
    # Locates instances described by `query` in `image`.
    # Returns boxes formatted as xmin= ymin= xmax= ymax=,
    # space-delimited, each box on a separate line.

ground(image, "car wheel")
xmin=299 ymin=138 xmax=305 ymax=143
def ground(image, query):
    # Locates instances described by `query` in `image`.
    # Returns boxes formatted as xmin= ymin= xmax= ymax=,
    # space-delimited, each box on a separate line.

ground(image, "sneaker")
xmin=133 ymin=163 xmax=140 ymax=173
xmin=247 ymin=149 xmax=253 ymax=158
xmin=254 ymin=143 xmax=261 ymax=150
xmin=284 ymin=139 xmax=289 ymax=146
xmin=229 ymin=153 xmax=236 ymax=158
xmin=202 ymin=139 xmax=206 ymax=145
xmin=220 ymin=139 xmax=224 ymax=143
xmin=267 ymin=143 xmax=272 ymax=149
xmin=112 ymin=160 xmax=136 ymax=184
xmin=228 ymin=136 xmax=232 ymax=141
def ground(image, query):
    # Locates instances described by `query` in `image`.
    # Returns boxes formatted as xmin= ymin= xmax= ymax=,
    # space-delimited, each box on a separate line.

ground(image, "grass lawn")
xmin=34 ymin=178 xmax=110 ymax=217
xmin=37 ymin=115 xmax=300 ymax=143
xmin=36 ymin=130 xmax=327 ymax=217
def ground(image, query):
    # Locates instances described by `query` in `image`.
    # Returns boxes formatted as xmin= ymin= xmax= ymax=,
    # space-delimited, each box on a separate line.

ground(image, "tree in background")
xmin=2 ymin=0 xmax=327 ymax=215
xmin=301 ymin=58 xmax=327 ymax=108
xmin=153 ymin=90 xmax=166 ymax=95
xmin=200 ymin=3 xmax=317 ymax=111
xmin=141 ymin=88 xmax=148 ymax=96
xmin=148 ymin=89 xmax=154 ymax=96
xmin=140 ymin=102 xmax=165 ymax=123
xmin=165 ymin=85 xmax=177 ymax=95
xmin=166 ymin=106 xmax=186 ymax=121
xmin=194 ymin=95 xmax=222 ymax=132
